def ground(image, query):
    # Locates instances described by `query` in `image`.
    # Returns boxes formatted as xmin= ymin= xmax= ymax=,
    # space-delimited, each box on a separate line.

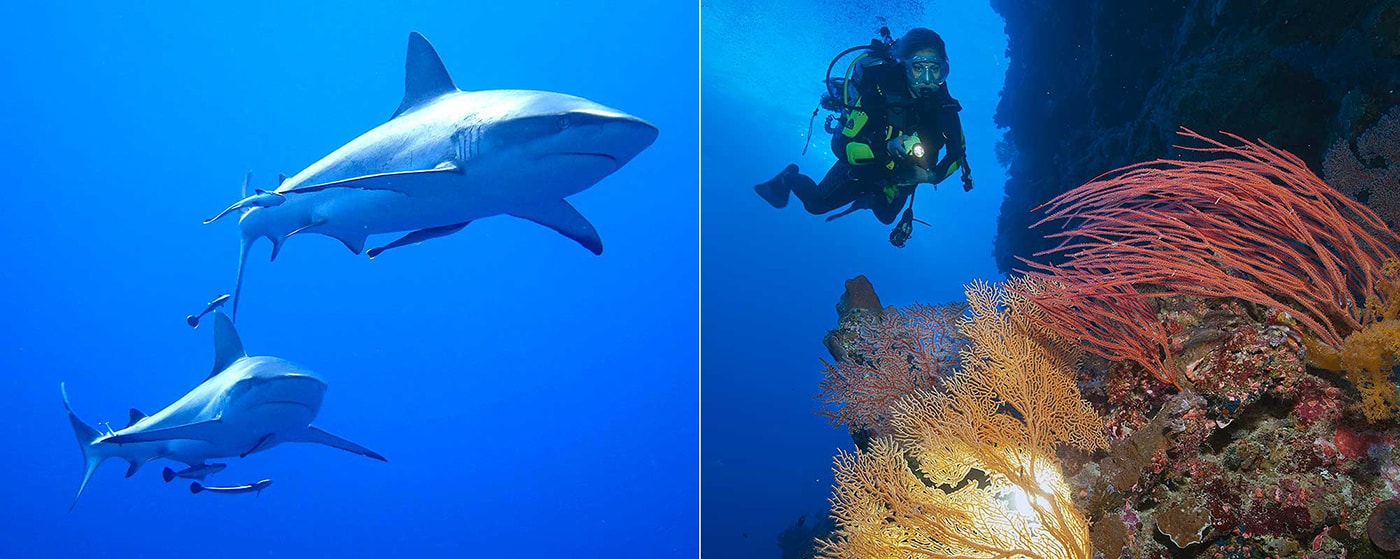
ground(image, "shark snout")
xmin=557 ymin=110 xmax=658 ymax=167
xmin=232 ymin=372 xmax=327 ymax=414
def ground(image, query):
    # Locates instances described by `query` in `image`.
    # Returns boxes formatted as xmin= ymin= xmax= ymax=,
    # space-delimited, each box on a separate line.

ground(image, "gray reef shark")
xmin=207 ymin=31 xmax=659 ymax=319
xmin=62 ymin=311 xmax=385 ymax=511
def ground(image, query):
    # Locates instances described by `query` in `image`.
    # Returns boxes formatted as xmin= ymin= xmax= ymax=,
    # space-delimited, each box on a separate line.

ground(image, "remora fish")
xmin=186 ymin=294 xmax=231 ymax=328
xmin=190 ymin=479 xmax=272 ymax=496
xmin=162 ymin=463 xmax=227 ymax=483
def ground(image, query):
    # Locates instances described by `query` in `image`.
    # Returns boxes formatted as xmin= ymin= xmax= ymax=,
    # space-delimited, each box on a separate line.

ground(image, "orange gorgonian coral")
xmin=1016 ymin=128 xmax=1400 ymax=387
xmin=817 ymin=302 xmax=968 ymax=436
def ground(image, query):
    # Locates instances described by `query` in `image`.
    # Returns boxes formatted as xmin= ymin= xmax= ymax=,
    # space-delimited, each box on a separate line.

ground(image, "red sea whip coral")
xmin=1015 ymin=128 xmax=1400 ymax=388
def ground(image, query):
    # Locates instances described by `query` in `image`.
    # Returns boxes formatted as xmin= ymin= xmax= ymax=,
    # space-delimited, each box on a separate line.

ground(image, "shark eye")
xmin=557 ymin=114 xmax=572 ymax=130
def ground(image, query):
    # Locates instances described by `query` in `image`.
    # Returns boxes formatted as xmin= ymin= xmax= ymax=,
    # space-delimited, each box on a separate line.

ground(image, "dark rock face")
xmin=991 ymin=0 xmax=1400 ymax=274
xmin=835 ymin=275 xmax=885 ymax=319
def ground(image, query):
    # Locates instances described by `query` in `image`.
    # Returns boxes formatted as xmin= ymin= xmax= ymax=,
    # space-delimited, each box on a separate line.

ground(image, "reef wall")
xmin=991 ymin=0 xmax=1400 ymax=273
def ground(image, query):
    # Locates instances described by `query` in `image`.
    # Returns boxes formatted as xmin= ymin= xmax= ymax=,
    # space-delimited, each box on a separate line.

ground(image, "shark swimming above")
xmin=206 ymin=31 xmax=659 ymax=319
xmin=62 ymin=311 xmax=385 ymax=511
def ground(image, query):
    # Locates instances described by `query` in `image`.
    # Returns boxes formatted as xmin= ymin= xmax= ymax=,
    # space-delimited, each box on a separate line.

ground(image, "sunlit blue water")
xmin=0 ymin=1 xmax=696 ymax=557
xmin=701 ymin=1 xmax=1007 ymax=556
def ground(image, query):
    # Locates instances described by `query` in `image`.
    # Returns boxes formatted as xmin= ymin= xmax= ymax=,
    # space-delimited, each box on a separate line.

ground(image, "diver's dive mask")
xmin=906 ymin=54 xmax=948 ymax=95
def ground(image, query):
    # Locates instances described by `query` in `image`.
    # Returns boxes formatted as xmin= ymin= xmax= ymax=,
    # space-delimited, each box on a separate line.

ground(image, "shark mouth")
xmin=550 ymin=152 xmax=620 ymax=166
xmin=256 ymin=400 xmax=316 ymax=410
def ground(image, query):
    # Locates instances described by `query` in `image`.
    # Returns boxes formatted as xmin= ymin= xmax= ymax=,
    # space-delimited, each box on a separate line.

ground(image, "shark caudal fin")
xmin=61 ymin=383 xmax=109 ymax=512
xmin=230 ymin=234 xmax=253 ymax=322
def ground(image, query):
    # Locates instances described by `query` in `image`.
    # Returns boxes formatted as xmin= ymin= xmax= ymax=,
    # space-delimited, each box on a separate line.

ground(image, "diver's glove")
xmin=886 ymin=134 xmax=924 ymax=161
xmin=889 ymin=208 xmax=916 ymax=248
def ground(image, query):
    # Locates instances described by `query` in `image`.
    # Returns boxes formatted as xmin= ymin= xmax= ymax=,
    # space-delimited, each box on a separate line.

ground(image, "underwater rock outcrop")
xmin=991 ymin=0 xmax=1400 ymax=275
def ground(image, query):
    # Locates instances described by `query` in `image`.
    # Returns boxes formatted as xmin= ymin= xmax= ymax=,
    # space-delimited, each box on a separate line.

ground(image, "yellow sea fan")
xmin=818 ymin=279 xmax=1106 ymax=559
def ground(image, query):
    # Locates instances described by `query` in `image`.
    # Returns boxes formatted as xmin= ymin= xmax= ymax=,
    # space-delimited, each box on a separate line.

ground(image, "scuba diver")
xmin=754 ymin=27 xmax=974 ymax=247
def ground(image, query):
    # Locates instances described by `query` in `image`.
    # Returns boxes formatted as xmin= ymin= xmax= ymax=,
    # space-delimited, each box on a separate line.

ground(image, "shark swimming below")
xmin=207 ymin=31 xmax=660 ymax=320
xmin=62 ymin=311 xmax=385 ymax=511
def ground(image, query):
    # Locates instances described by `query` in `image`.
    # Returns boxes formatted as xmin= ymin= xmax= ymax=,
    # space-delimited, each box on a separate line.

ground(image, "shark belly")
xmin=304 ymin=184 xmax=509 ymax=239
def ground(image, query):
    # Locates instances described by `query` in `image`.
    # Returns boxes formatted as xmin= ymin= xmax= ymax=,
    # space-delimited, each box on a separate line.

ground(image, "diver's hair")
xmin=892 ymin=28 xmax=947 ymax=62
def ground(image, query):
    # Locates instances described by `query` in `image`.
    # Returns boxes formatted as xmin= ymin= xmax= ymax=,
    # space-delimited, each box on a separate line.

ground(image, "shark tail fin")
xmin=231 ymin=234 xmax=253 ymax=322
xmin=61 ymin=383 xmax=108 ymax=512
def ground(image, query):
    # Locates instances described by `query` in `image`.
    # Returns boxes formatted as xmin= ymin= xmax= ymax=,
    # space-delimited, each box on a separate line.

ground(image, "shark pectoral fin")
xmin=329 ymin=232 xmax=367 ymax=255
xmin=366 ymin=221 xmax=472 ymax=259
xmin=298 ymin=426 xmax=387 ymax=462
xmin=124 ymin=460 xmax=141 ymax=478
xmin=269 ymin=238 xmax=285 ymax=262
xmin=280 ymin=165 xmax=458 ymax=197
xmin=107 ymin=419 xmax=223 ymax=444
xmin=509 ymin=199 xmax=603 ymax=255
xmin=240 ymin=434 xmax=276 ymax=458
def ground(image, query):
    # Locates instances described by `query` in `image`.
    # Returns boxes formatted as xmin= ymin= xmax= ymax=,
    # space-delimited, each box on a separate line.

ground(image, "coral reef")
xmin=812 ymin=275 xmax=1400 ymax=558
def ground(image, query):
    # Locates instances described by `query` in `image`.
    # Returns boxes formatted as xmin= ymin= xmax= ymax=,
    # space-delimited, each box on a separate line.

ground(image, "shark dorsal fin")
xmin=126 ymin=408 xmax=146 ymax=428
xmin=209 ymin=311 xmax=246 ymax=379
xmin=278 ymin=173 xmax=287 ymax=186
xmin=390 ymin=31 xmax=458 ymax=119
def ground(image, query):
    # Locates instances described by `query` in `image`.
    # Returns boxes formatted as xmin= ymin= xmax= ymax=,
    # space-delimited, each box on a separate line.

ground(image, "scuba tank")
xmin=802 ymin=27 xmax=898 ymax=155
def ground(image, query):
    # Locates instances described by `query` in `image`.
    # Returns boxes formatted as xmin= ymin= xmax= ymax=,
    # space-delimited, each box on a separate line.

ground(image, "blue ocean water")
xmin=701 ymin=1 xmax=1007 ymax=557
xmin=0 ymin=1 xmax=696 ymax=557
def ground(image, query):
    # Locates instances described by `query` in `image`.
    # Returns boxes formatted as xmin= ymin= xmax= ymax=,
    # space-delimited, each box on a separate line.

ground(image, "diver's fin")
xmin=391 ymin=31 xmax=459 ymax=119
xmin=295 ymin=425 xmax=388 ymax=462
xmin=367 ymin=221 xmax=472 ymax=259
xmin=509 ymin=200 xmax=603 ymax=255
xmin=209 ymin=311 xmax=246 ymax=379
xmin=240 ymin=434 xmax=276 ymax=458
xmin=163 ymin=467 xmax=177 ymax=483
xmin=754 ymin=164 xmax=797 ymax=209
xmin=190 ymin=482 xmax=204 ymax=494
xmin=106 ymin=419 xmax=223 ymax=444
xmin=126 ymin=409 xmax=146 ymax=428
xmin=279 ymin=165 xmax=459 ymax=197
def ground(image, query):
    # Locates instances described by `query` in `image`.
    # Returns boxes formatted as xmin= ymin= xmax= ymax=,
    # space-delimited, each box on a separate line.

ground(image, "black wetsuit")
xmin=762 ymin=63 xmax=970 ymax=225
